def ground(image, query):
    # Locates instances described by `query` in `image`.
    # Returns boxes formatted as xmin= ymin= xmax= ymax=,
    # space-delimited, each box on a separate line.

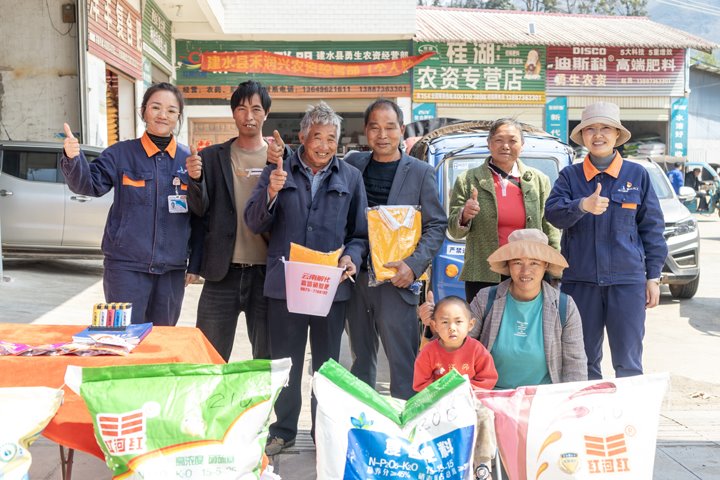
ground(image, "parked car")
xmin=0 ymin=140 xmax=110 ymax=258
xmin=625 ymin=157 xmax=700 ymax=298
xmin=651 ymin=155 xmax=720 ymax=216
xmin=408 ymin=120 xmax=575 ymax=301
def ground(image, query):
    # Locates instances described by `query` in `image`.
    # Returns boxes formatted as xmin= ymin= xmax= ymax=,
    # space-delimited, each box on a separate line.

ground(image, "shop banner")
xmin=670 ymin=97 xmax=689 ymax=156
xmin=547 ymin=46 xmax=685 ymax=96
xmin=176 ymin=40 xmax=417 ymax=99
xmin=87 ymin=0 xmax=143 ymax=79
xmin=142 ymin=0 xmax=172 ymax=67
xmin=412 ymin=42 xmax=546 ymax=104
xmin=199 ymin=51 xmax=433 ymax=78
xmin=476 ymin=373 xmax=668 ymax=480
xmin=545 ymin=97 xmax=568 ymax=143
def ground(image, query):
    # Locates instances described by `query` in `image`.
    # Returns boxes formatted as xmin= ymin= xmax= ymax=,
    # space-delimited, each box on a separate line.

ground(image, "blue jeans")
xmin=103 ymin=267 xmax=185 ymax=326
xmin=196 ymin=265 xmax=269 ymax=362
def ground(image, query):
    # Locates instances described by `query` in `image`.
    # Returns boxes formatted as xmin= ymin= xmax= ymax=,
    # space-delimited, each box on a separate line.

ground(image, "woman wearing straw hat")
xmin=420 ymin=228 xmax=587 ymax=389
xmin=545 ymin=102 xmax=666 ymax=381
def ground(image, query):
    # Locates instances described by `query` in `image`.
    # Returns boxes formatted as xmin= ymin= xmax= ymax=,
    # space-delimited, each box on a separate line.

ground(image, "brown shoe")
xmin=265 ymin=436 xmax=296 ymax=456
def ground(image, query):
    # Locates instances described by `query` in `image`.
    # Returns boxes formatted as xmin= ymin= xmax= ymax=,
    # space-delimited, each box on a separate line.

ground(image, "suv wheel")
xmin=669 ymin=275 xmax=700 ymax=299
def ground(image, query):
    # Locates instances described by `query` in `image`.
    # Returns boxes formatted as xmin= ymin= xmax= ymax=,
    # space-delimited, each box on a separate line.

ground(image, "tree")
xmin=417 ymin=0 xmax=648 ymax=15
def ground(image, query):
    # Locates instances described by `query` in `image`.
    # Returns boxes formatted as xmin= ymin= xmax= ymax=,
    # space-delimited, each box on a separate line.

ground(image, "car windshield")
xmin=644 ymin=163 xmax=674 ymax=200
xmin=444 ymin=155 xmax=561 ymax=242
xmin=445 ymin=155 xmax=561 ymax=203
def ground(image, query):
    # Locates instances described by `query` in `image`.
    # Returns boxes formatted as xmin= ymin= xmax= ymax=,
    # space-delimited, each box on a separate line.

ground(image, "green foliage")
xmin=419 ymin=0 xmax=647 ymax=15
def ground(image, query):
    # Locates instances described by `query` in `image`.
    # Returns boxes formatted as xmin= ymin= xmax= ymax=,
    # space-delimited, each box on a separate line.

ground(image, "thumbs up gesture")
xmin=418 ymin=290 xmax=436 ymax=327
xmin=268 ymin=146 xmax=287 ymax=201
xmin=63 ymin=123 xmax=80 ymax=159
xmin=186 ymin=145 xmax=202 ymax=180
xmin=461 ymin=187 xmax=480 ymax=225
xmin=267 ymin=130 xmax=285 ymax=166
xmin=582 ymin=183 xmax=609 ymax=215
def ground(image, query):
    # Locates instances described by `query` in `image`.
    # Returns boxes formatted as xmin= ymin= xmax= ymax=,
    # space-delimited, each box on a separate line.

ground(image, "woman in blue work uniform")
xmin=544 ymin=102 xmax=667 ymax=380
xmin=61 ymin=83 xmax=198 ymax=326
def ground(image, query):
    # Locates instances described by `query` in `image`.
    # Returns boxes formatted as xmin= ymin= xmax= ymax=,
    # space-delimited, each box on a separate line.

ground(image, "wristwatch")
xmin=647 ymin=278 xmax=661 ymax=285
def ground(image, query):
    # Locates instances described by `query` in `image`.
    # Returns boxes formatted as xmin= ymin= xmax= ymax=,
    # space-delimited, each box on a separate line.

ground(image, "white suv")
xmin=0 ymin=141 xmax=110 ymax=258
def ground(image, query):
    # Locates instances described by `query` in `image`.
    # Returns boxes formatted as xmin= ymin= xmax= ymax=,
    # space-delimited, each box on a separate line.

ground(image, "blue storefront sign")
xmin=413 ymin=103 xmax=436 ymax=121
xmin=670 ymin=97 xmax=689 ymax=156
xmin=545 ymin=97 xmax=568 ymax=143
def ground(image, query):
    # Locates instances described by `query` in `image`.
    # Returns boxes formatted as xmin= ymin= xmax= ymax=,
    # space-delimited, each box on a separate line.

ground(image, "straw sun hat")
xmin=569 ymin=102 xmax=632 ymax=148
xmin=487 ymin=229 xmax=568 ymax=277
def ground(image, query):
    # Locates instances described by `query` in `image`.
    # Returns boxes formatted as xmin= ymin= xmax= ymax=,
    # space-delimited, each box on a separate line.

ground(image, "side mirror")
xmin=678 ymin=186 xmax=697 ymax=203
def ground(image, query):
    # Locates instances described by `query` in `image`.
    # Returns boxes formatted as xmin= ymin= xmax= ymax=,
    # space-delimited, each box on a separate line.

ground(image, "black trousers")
xmin=267 ymin=298 xmax=346 ymax=442
xmin=346 ymin=270 xmax=419 ymax=400
xmin=196 ymin=265 xmax=269 ymax=362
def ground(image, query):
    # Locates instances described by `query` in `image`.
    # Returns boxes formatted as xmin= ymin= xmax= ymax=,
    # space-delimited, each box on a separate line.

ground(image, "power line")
xmin=655 ymin=0 xmax=720 ymax=16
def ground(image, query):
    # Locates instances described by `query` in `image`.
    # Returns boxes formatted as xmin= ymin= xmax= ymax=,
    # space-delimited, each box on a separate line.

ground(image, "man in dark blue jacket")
xmin=245 ymin=102 xmax=368 ymax=456
xmin=545 ymin=102 xmax=667 ymax=381
xmin=345 ymin=99 xmax=447 ymax=401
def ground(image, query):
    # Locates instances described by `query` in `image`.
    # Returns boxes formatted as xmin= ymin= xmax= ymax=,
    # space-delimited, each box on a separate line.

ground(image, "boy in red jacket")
xmin=413 ymin=295 xmax=497 ymax=479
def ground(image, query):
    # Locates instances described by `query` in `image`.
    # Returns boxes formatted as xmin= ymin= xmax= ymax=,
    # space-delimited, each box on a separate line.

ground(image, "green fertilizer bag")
xmin=65 ymin=359 xmax=290 ymax=479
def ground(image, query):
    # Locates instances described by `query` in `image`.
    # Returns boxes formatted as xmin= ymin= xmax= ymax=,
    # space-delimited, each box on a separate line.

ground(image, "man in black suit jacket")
xmin=345 ymin=99 xmax=447 ymax=400
xmin=186 ymin=80 xmax=284 ymax=361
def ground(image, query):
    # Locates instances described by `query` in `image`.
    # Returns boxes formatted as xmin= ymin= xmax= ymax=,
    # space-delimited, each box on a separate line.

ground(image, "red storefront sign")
xmin=199 ymin=51 xmax=434 ymax=78
xmin=87 ymin=0 xmax=143 ymax=79
xmin=546 ymin=46 xmax=685 ymax=96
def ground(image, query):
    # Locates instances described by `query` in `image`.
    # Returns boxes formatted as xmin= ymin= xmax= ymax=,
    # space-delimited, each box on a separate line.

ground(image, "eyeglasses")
xmin=583 ymin=126 xmax=616 ymax=136
xmin=147 ymin=104 xmax=181 ymax=119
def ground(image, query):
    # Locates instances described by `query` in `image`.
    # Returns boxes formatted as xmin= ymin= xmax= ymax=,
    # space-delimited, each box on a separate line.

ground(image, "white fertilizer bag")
xmin=314 ymin=359 xmax=477 ymax=480
xmin=0 ymin=387 xmax=64 ymax=479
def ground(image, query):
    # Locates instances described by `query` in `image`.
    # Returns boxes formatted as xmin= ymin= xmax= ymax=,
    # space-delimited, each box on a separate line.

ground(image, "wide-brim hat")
xmin=570 ymin=102 xmax=631 ymax=147
xmin=487 ymin=229 xmax=568 ymax=277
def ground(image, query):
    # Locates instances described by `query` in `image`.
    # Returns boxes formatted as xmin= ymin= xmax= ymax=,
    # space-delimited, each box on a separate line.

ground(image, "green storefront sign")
xmin=176 ymin=40 xmax=414 ymax=99
xmin=413 ymin=42 xmax=546 ymax=104
xmin=142 ymin=0 xmax=172 ymax=66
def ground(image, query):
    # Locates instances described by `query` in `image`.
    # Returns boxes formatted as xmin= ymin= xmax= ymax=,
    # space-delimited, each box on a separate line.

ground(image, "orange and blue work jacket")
xmin=61 ymin=133 xmax=193 ymax=274
xmin=545 ymin=152 xmax=667 ymax=285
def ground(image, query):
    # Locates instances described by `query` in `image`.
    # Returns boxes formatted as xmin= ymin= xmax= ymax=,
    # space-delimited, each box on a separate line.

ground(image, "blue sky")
xmin=647 ymin=0 xmax=720 ymax=44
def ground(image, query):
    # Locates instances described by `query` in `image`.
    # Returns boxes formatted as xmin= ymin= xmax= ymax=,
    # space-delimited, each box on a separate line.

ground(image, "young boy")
xmin=413 ymin=295 xmax=498 ymax=480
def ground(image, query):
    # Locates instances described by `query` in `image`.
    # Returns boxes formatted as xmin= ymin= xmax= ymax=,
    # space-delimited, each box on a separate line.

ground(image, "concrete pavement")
xmin=2 ymin=214 xmax=719 ymax=479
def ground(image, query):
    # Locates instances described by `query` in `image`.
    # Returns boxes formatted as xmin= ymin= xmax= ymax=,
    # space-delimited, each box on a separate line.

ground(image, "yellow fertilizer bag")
xmin=65 ymin=359 xmax=291 ymax=479
xmin=0 ymin=387 xmax=64 ymax=479
xmin=289 ymin=242 xmax=343 ymax=267
xmin=367 ymin=206 xmax=421 ymax=284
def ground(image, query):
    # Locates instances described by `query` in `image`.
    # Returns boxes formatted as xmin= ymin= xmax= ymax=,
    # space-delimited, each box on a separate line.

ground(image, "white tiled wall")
xmin=220 ymin=0 xmax=416 ymax=37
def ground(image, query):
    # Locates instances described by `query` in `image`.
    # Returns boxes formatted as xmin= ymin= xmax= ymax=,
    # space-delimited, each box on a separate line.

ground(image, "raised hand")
xmin=267 ymin=130 xmax=285 ymax=165
xmin=461 ymin=187 xmax=480 ymax=225
xmin=582 ymin=183 xmax=609 ymax=215
xmin=186 ymin=145 xmax=202 ymax=180
xmin=268 ymin=151 xmax=287 ymax=200
xmin=63 ymin=123 xmax=80 ymax=159
xmin=418 ymin=290 xmax=435 ymax=327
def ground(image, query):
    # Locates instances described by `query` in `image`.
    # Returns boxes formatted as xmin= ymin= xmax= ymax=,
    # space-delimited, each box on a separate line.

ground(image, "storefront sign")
xmin=412 ymin=103 xmax=436 ymax=121
xmin=412 ymin=42 xmax=546 ymax=104
xmin=546 ymin=46 xmax=685 ymax=96
xmin=87 ymin=0 xmax=143 ymax=79
xmin=200 ymin=51 xmax=433 ymax=78
xmin=670 ymin=97 xmax=689 ymax=156
xmin=176 ymin=40 xmax=416 ymax=99
xmin=142 ymin=0 xmax=172 ymax=67
xmin=545 ymin=97 xmax=568 ymax=143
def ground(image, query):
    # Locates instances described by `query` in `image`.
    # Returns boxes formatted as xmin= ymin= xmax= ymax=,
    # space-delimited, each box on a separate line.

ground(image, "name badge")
xmin=168 ymin=195 xmax=188 ymax=213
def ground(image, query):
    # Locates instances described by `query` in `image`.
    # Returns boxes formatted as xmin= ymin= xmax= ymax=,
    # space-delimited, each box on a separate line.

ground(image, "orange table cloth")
xmin=0 ymin=324 xmax=224 ymax=459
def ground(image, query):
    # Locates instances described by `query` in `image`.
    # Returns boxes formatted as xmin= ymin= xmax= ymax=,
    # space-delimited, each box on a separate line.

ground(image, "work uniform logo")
xmin=97 ymin=409 xmax=147 ymax=455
